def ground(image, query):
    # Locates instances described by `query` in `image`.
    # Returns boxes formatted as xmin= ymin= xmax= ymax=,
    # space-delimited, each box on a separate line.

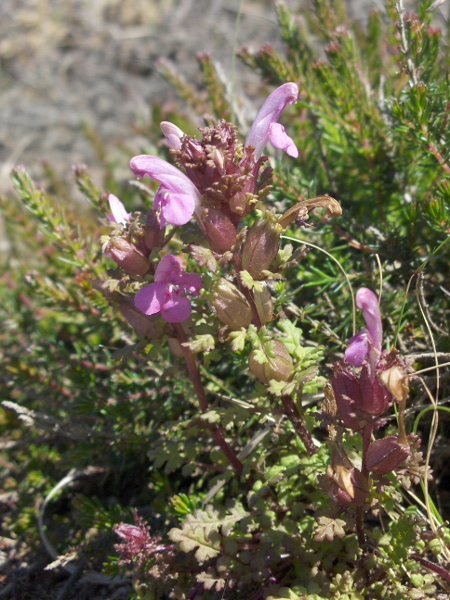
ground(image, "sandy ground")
xmin=0 ymin=0 xmax=390 ymax=197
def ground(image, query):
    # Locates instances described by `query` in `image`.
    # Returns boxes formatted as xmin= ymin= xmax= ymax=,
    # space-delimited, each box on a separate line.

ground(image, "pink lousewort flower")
xmin=130 ymin=156 xmax=201 ymax=228
xmin=108 ymin=194 xmax=131 ymax=226
xmin=345 ymin=287 xmax=382 ymax=371
xmin=246 ymin=82 xmax=299 ymax=159
xmin=160 ymin=121 xmax=184 ymax=150
xmin=135 ymin=254 xmax=203 ymax=323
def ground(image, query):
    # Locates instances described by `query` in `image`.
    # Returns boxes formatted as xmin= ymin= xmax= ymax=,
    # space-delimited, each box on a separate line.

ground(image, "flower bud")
xmin=331 ymin=366 xmax=364 ymax=431
xmin=248 ymin=339 xmax=293 ymax=384
xmin=242 ymin=218 xmax=281 ymax=279
xmin=102 ymin=237 xmax=149 ymax=276
xmin=365 ymin=435 xmax=410 ymax=475
xmin=253 ymin=284 xmax=273 ymax=324
xmin=144 ymin=211 xmax=166 ymax=251
xmin=211 ymin=279 xmax=253 ymax=329
xmin=199 ymin=207 xmax=237 ymax=254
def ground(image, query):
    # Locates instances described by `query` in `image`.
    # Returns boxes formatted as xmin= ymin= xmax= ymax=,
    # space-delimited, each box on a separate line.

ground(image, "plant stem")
xmin=355 ymin=506 xmax=367 ymax=549
xmin=281 ymin=394 xmax=317 ymax=456
xmin=172 ymin=323 xmax=244 ymax=476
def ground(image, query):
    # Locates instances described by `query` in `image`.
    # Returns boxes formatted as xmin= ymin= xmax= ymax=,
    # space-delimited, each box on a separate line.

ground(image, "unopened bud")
xmin=242 ymin=219 xmax=281 ymax=279
xmin=211 ymin=279 xmax=253 ymax=329
xmin=365 ymin=435 xmax=410 ymax=475
xmin=160 ymin=121 xmax=184 ymax=150
xmin=248 ymin=339 xmax=293 ymax=384
xmin=102 ymin=237 xmax=149 ymax=276
xmin=199 ymin=207 xmax=237 ymax=254
xmin=144 ymin=211 xmax=166 ymax=251
xmin=253 ymin=284 xmax=273 ymax=324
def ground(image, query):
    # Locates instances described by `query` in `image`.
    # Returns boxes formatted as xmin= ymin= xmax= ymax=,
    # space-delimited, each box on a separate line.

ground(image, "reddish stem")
xmin=281 ymin=394 xmax=317 ymax=456
xmin=172 ymin=323 xmax=243 ymax=476
xmin=355 ymin=506 xmax=367 ymax=549
xmin=410 ymin=553 xmax=450 ymax=583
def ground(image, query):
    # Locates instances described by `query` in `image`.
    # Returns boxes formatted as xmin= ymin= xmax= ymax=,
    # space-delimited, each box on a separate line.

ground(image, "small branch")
xmin=281 ymin=394 xmax=317 ymax=455
xmin=355 ymin=506 xmax=368 ymax=549
xmin=396 ymin=0 xmax=418 ymax=85
xmin=172 ymin=323 xmax=244 ymax=476
xmin=410 ymin=553 xmax=450 ymax=582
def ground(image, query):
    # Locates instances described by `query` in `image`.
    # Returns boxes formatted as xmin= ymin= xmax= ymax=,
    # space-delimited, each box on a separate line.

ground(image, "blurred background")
xmin=0 ymin=0 xmax=445 ymax=243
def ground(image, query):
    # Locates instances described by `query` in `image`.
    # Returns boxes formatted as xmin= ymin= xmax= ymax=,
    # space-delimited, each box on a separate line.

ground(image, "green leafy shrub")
xmin=1 ymin=1 xmax=450 ymax=599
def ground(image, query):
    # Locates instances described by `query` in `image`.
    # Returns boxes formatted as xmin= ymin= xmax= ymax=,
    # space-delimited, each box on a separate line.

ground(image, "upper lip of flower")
xmin=345 ymin=287 xmax=382 ymax=370
xmin=129 ymin=155 xmax=202 ymax=228
xmin=245 ymin=82 xmax=299 ymax=160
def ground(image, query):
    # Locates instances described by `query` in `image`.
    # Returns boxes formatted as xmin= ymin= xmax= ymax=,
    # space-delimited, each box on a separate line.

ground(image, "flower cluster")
xmin=323 ymin=288 xmax=420 ymax=509
xmin=101 ymin=83 xmax=301 ymax=325
xmin=114 ymin=511 xmax=176 ymax=580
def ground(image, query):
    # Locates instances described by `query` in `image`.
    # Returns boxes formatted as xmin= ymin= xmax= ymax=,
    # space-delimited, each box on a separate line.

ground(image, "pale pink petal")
xmin=130 ymin=155 xmax=201 ymax=199
xmin=356 ymin=288 xmax=382 ymax=354
xmin=268 ymin=123 xmax=298 ymax=158
xmin=108 ymin=194 xmax=131 ymax=225
xmin=130 ymin=156 xmax=200 ymax=227
xmin=246 ymin=82 xmax=299 ymax=159
xmin=160 ymin=121 xmax=184 ymax=150
xmin=135 ymin=282 xmax=166 ymax=316
xmin=158 ymin=190 xmax=196 ymax=227
xmin=154 ymin=254 xmax=182 ymax=284
xmin=161 ymin=292 xmax=192 ymax=323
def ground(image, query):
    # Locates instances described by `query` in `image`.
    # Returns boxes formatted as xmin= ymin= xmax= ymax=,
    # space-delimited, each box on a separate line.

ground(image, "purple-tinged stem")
xmin=411 ymin=553 xmax=450 ymax=582
xmin=355 ymin=506 xmax=367 ymax=549
xmin=281 ymin=394 xmax=317 ymax=456
xmin=172 ymin=323 xmax=244 ymax=476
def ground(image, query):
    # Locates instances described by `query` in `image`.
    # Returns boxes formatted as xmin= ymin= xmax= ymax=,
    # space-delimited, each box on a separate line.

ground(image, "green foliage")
xmin=2 ymin=1 xmax=450 ymax=599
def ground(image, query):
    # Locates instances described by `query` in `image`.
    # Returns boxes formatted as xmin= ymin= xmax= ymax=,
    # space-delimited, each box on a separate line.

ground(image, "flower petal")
xmin=178 ymin=272 xmax=203 ymax=296
xmin=135 ymin=282 xmax=166 ymax=316
xmin=108 ymin=194 xmax=131 ymax=225
xmin=130 ymin=156 xmax=200 ymax=227
xmin=161 ymin=292 xmax=192 ymax=323
xmin=158 ymin=189 xmax=196 ymax=227
xmin=355 ymin=288 xmax=382 ymax=355
xmin=345 ymin=330 xmax=370 ymax=367
xmin=130 ymin=155 xmax=201 ymax=199
xmin=246 ymin=82 xmax=299 ymax=159
xmin=160 ymin=121 xmax=184 ymax=150
xmin=268 ymin=122 xmax=299 ymax=158
xmin=154 ymin=254 xmax=182 ymax=284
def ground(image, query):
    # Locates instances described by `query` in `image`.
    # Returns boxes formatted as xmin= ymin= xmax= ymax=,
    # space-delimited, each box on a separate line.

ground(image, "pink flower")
xmin=160 ymin=121 xmax=184 ymax=150
xmin=135 ymin=254 xmax=203 ymax=323
xmin=246 ymin=83 xmax=299 ymax=159
xmin=108 ymin=194 xmax=131 ymax=226
xmin=130 ymin=156 xmax=201 ymax=228
xmin=345 ymin=288 xmax=382 ymax=370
